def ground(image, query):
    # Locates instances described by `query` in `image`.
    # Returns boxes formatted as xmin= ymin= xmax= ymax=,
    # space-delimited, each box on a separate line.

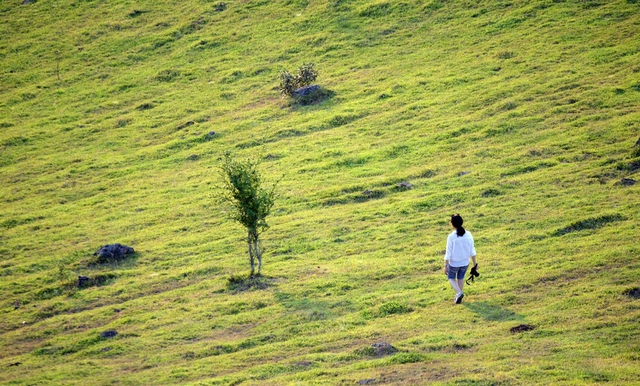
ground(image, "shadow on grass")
xmin=464 ymin=302 xmax=524 ymax=322
xmin=552 ymin=214 xmax=625 ymax=236
xmin=288 ymin=86 xmax=335 ymax=107
xmin=226 ymin=274 xmax=273 ymax=292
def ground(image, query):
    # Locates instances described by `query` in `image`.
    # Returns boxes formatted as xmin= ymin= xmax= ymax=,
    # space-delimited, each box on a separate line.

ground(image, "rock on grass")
xmin=93 ymin=244 xmax=134 ymax=263
xmin=510 ymin=324 xmax=535 ymax=333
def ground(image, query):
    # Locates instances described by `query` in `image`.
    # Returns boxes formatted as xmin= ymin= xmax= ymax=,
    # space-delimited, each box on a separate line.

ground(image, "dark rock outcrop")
xmin=510 ymin=324 xmax=535 ymax=333
xmin=94 ymin=244 xmax=134 ymax=263
xmin=371 ymin=342 xmax=398 ymax=356
xmin=293 ymin=85 xmax=320 ymax=97
xmin=616 ymin=178 xmax=636 ymax=186
xmin=624 ymin=287 xmax=639 ymax=299
xmin=176 ymin=121 xmax=195 ymax=130
xmin=100 ymin=330 xmax=118 ymax=339
xmin=396 ymin=181 xmax=413 ymax=190
xmin=78 ymin=275 xmax=90 ymax=288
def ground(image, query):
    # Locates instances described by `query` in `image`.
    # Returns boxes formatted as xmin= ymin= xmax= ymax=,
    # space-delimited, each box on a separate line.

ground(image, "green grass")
xmin=1 ymin=0 xmax=639 ymax=385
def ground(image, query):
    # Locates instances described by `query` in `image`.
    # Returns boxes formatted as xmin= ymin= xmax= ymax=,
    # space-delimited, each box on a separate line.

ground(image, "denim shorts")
xmin=447 ymin=265 xmax=469 ymax=280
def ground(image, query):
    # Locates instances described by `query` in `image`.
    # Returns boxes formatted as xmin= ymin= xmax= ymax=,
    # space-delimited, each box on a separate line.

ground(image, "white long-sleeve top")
xmin=444 ymin=230 xmax=476 ymax=267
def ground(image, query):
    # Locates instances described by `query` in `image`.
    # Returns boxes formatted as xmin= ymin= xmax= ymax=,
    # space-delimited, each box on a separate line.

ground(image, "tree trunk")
xmin=247 ymin=232 xmax=255 ymax=275
xmin=246 ymin=231 xmax=262 ymax=276
xmin=255 ymin=237 xmax=262 ymax=275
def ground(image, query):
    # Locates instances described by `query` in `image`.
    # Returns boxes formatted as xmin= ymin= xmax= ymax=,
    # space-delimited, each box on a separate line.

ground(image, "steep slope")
xmin=1 ymin=0 xmax=639 ymax=385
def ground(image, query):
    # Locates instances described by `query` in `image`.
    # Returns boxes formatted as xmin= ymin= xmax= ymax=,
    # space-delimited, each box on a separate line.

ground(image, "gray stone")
xmin=396 ymin=181 xmax=413 ymax=190
xmin=94 ymin=243 xmax=134 ymax=263
xmin=624 ymin=287 xmax=639 ymax=299
xmin=100 ymin=330 xmax=118 ymax=339
xmin=78 ymin=275 xmax=90 ymax=288
xmin=617 ymin=178 xmax=636 ymax=186
xmin=293 ymin=85 xmax=320 ymax=97
xmin=176 ymin=121 xmax=195 ymax=130
xmin=510 ymin=324 xmax=535 ymax=334
xmin=371 ymin=342 xmax=398 ymax=356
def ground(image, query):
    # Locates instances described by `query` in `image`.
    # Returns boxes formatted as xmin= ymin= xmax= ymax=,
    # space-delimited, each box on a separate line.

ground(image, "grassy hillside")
xmin=1 ymin=0 xmax=639 ymax=384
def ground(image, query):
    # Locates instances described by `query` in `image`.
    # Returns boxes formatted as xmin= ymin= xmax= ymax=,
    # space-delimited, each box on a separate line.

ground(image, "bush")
xmin=279 ymin=62 xmax=318 ymax=97
xmin=296 ymin=62 xmax=318 ymax=87
xmin=278 ymin=70 xmax=298 ymax=97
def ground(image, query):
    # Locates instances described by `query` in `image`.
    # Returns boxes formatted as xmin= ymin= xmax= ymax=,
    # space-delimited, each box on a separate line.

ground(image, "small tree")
xmin=218 ymin=152 xmax=279 ymax=276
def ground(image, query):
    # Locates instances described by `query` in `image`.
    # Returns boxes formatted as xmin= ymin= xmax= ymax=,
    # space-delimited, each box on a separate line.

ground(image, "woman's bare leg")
xmin=448 ymin=279 xmax=461 ymax=294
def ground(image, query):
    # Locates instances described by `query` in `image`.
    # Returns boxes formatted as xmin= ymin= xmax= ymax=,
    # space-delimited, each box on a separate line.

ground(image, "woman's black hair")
xmin=451 ymin=214 xmax=466 ymax=237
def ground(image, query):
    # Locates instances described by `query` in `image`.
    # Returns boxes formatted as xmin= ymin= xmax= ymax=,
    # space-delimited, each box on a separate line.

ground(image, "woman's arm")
xmin=444 ymin=234 xmax=453 ymax=274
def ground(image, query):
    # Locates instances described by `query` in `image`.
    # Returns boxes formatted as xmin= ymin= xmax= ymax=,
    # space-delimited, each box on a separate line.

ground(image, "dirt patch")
xmin=510 ymin=324 xmax=535 ymax=333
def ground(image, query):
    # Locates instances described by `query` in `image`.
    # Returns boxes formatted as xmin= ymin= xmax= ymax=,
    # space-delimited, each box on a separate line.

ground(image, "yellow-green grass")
xmin=1 ymin=0 xmax=639 ymax=385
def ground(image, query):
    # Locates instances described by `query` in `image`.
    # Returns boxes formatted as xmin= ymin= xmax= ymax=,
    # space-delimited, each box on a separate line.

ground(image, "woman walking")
xmin=444 ymin=214 xmax=477 ymax=304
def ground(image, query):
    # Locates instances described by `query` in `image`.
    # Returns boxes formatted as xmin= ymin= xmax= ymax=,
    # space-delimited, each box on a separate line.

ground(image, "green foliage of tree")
xmin=218 ymin=153 xmax=279 ymax=276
